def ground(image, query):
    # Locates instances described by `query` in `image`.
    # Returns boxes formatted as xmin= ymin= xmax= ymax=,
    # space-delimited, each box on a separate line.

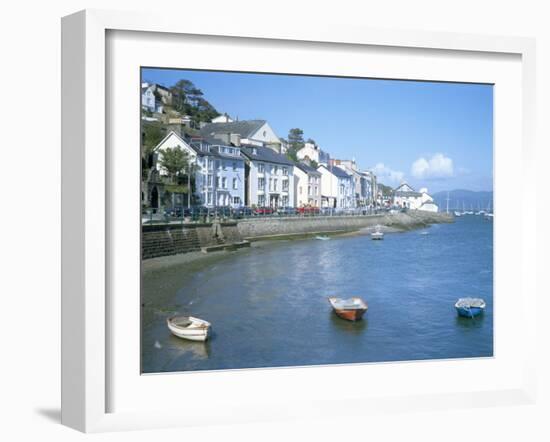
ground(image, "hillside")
xmin=432 ymin=189 xmax=493 ymax=211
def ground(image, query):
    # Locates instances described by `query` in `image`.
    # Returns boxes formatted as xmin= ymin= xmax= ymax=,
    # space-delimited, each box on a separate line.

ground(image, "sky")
xmin=142 ymin=68 xmax=493 ymax=193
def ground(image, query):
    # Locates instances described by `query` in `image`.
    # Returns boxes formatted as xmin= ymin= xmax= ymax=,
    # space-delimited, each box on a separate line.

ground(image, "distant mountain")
xmin=432 ymin=189 xmax=493 ymax=211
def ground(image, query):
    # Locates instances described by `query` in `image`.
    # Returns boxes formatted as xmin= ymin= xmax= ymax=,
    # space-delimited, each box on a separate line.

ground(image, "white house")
xmin=141 ymin=82 xmax=172 ymax=113
xmin=201 ymin=119 xmax=284 ymax=153
xmin=317 ymin=164 xmax=355 ymax=209
xmin=211 ymin=114 xmax=234 ymax=123
xmin=296 ymin=142 xmax=330 ymax=165
xmin=294 ymin=162 xmax=322 ymax=208
xmin=154 ymin=131 xmax=245 ymax=208
xmin=393 ymin=182 xmax=438 ymax=212
xmin=240 ymin=145 xmax=295 ymax=208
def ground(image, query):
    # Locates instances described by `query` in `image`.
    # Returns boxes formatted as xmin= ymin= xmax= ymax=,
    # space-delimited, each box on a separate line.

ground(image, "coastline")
xmin=142 ymin=210 xmax=452 ymax=272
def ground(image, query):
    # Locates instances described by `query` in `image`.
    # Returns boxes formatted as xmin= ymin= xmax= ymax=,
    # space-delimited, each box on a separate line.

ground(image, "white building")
xmin=154 ymin=131 xmax=245 ymax=208
xmin=317 ymin=164 xmax=355 ymax=209
xmin=296 ymin=142 xmax=330 ymax=165
xmin=201 ymin=119 xmax=284 ymax=153
xmin=141 ymin=82 xmax=172 ymax=113
xmin=240 ymin=145 xmax=295 ymax=208
xmin=393 ymin=182 xmax=438 ymax=212
xmin=294 ymin=162 xmax=322 ymax=208
xmin=211 ymin=114 xmax=234 ymax=123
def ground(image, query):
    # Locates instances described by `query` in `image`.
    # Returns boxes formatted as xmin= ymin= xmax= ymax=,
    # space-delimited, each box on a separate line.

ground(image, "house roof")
xmin=200 ymin=120 xmax=267 ymax=139
xmin=295 ymin=162 xmax=321 ymax=175
xmin=395 ymin=182 xmax=415 ymax=192
xmin=395 ymin=191 xmax=423 ymax=197
xmin=240 ymin=145 xmax=294 ymax=166
xmin=319 ymin=165 xmax=351 ymax=179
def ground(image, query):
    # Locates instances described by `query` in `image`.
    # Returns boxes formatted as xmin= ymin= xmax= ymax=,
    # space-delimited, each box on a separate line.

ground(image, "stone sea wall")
xmin=237 ymin=211 xmax=453 ymax=240
xmin=141 ymin=211 xmax=453 ymax=259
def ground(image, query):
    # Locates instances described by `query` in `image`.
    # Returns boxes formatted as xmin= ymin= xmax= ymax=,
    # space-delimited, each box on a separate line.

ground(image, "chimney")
xmin=230 ymin=133 xmax=241 ymax=146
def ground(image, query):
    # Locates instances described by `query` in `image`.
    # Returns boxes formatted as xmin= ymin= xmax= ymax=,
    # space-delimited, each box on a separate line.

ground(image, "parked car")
xmin=297 ymin=206 xmax=320 ymax=215
xmin=277 ymin=207 xmax=296 ymax=216
xmin=253 ymin=207 xmax=274 ymax=215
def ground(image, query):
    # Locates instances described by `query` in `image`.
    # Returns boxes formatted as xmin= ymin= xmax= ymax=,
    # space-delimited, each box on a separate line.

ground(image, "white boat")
xmin=167 ymin=316 xmax=211 ymax=341
xmin=371 ymin=225 xmax=384 ymax=240
xmin=316 ymin=235 xmax=330 ymax=241
xmin=454 ymin=211 xmax=462 ymax=217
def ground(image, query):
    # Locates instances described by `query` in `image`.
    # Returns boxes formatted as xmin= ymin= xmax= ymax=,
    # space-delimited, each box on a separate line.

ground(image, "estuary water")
xmin=142 ymin=215 xmax=493 ymax=373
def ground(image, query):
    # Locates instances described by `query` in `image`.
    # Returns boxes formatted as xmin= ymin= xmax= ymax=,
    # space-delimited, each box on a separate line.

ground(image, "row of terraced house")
xmin=145 ymin=115 xmax=380 ymax=211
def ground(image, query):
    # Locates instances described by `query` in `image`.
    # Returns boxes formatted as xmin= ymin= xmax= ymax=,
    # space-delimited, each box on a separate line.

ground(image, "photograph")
xmin=140 ymin=68 xmax=494 ymax=374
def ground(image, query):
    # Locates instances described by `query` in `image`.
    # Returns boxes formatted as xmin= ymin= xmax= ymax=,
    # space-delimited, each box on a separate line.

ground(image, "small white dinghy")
xmin=167 ymin=316 xmax=211 ymax=342
xmin=371 ymin=225 xmax=384 ymax=240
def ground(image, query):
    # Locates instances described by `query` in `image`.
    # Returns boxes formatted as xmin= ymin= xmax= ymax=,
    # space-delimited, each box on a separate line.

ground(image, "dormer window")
xmin=252 ymin=148 xmax=257 ymax=155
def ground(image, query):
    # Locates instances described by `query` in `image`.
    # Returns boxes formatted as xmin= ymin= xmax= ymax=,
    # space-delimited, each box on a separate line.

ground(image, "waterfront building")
xmin=201 ymin=119 xmax=284 ymax=153
xmin=294 ymin=162 xmax=322 ymax=208
xmin=393 ymin=182 xmax=438 ymax=212
xmin=240 ymin=145 xmax=295 ymax=208
xmin=296 ymin=141 xmax=331 ymax=165
xmin=141 ymin=82 xmax=173 ymax=113
xmin=317 ymin=164 xmax=355 ymax=209
xmin=331 ymin=159 xmax=374 ymax=207
xmin=152 ymin=131 xmax=245 ymax=209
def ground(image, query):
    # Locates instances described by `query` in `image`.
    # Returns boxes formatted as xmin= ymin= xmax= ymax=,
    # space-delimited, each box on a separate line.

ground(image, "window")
xmin=207 ymin=192 xmax=212 ymax=204
xmin=216 ymin=177 xmax=220 ymax=188
xmin=222 ymin=161 xmax=227 ymax=171
xmin=222 ymin=177 xmax=227 ymax=188
xmin=274 ymin=166 xmax=279 ymax=175
xmin=282 ymin=195 xmax=288 ymax=206
xmin=207 ymin=175 xmax=213 ymax=187
xmin=233 ymin=197 xmax=240 ymax=204
xmin=258 ymin=177 xmax=265 ymax=190
xmin=283 ymin=179 xmax=289 ymax=191
xmin=233 ymin=178 xmax=237 ymax=190
xmin=283 ymin=167 xmax=288 ymax=176
xmin=258 ymin=195 xmax=265 ymax=206
xmin=273 ymin=179 xmax=278 ymax=191
xmin=232 ymin=162 xmax=237 ymax=171
xmin=308 ymin=185 xmax=312 ymax=196
xmin=208 ymin=158 xmax=213 ymax=171
xmin=258 ymin=163 xmax=264 ymax=173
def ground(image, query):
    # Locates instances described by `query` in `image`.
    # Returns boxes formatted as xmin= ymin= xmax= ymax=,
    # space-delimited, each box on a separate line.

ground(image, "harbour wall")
xmin=142 ymin=211 xmax=453 ymax=259
xmin=237 ymin=211 xmax=453 ymax=240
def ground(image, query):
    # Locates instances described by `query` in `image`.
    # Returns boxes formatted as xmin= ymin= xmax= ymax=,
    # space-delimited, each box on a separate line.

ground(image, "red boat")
xmin=328 ymin=297 xmax=368 ymax=321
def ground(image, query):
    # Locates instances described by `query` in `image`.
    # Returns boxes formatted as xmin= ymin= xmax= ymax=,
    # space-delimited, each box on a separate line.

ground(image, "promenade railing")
xmin=142 ymin=206 xmax=399 ymax=225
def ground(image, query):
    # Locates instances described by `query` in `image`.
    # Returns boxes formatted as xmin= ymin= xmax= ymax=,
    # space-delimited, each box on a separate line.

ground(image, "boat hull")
xmin=328 ymin=297 xmax=368 ymax=322
xmin=333 ymin=308 xmax=367 ymax=321
xmin=167 ymin=317 xmax=211 ymax=341
xmin=455 ymin=306 xmax=484 ymax=318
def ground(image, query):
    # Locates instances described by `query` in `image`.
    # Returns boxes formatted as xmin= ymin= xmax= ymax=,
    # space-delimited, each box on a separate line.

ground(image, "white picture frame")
xmin=61 ymin=9 xmax=538 ymax=433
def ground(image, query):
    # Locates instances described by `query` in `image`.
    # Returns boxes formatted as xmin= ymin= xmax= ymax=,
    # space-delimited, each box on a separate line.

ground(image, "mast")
xmin=446 ymin=191 xmax=450 ymax=214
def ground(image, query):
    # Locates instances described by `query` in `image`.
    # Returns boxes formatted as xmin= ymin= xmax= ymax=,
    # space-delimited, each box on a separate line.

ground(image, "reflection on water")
xmin=142 ymin=216 xmax=493 ymax=373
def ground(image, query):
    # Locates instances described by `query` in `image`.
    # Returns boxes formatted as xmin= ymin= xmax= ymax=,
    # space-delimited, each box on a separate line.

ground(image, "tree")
xmin=286 ymin=128 xmax=305 ymax=162
xmin=141 ymin=122 xmax=165 ymax=178
xmin=170 ymin=79 xmax=204 ymax=114
xmin=158 ymin=146 xmax=191 ymax=183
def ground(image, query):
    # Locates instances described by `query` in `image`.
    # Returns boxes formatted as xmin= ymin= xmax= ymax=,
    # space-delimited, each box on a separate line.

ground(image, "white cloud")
xmin=411 ymin=153 xmax=454 ymax=179
xmin=373 ymin=163 xmax=405 ymax=184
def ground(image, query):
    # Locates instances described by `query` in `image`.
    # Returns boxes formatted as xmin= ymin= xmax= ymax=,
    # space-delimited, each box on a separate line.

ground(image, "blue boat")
xmin=455 ymin=298 xmax=486 ymax=318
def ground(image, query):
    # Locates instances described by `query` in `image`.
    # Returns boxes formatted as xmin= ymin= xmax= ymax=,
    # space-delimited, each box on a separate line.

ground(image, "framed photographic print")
xmin=62 ymin=9 xmax=538 ymax=433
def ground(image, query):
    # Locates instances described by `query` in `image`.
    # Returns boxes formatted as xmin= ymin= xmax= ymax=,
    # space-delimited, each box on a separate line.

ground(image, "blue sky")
xmin=142 ymin=68 xmax=493 ymax=193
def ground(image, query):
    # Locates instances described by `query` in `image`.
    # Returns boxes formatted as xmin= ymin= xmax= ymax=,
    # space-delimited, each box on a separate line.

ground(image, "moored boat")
xmin=167 ymin=315 xmax=211 ymax=341
xmin=371 ymin=225 xmax=384 ymax=240
xmin=454 ymin=298 xmax=486 ymax=318
xmin=328 ymin=297 xmax=368 ymax=321
xmin=316 ymin=235 xmax=330 ymax=241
